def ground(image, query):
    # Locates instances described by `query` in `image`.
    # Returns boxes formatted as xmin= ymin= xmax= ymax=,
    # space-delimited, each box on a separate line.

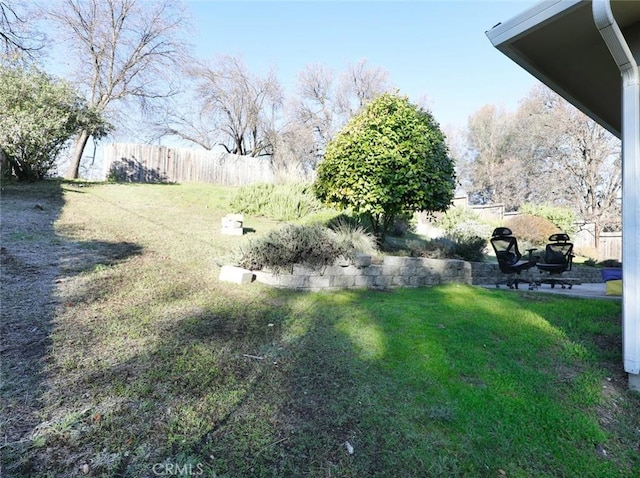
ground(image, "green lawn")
xmin=1 ymin=181 xmax=638 ymax=477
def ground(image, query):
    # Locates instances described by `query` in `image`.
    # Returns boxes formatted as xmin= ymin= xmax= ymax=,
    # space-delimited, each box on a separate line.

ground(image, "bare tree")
xmin=1 ymin=1 xmax=45 ymax=59
xmin=46 ymin=0 xmax=189 ymax=179
xmin=335 ymin=59 xmax=391 ymax=118
xmin=293 ymin=63 xmax=337 ymax=165
xmin=291 ymin=59 xmax=392 ymax=168
xmin=462 ymin=104 xmax=525 ymax=209
xmin=152 ymin=76 xmax=221 ymax=150
xmin=159 ymin=55 xmax=283 ymax=157
xmin=518 ymin=86 xmax=621 ymax=244
xmin=268 ymin=122 xmax=317 ymax=181
xmin=460 ymin=85 xmax=621 ymax=245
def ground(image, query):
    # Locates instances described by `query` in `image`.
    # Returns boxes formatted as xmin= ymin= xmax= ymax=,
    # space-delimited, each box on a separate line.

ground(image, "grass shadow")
xmin=0 ymin=180 xmax=144 ymax=476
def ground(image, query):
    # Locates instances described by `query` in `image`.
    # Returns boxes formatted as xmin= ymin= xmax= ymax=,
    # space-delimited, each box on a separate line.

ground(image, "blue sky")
xmin=186 ymin=0 xmax=542 ymax=130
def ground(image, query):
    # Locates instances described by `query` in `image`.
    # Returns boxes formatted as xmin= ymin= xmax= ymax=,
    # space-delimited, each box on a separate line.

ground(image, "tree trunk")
xmin=0 ymin=148 xmax=10 ymax=179
xmin=594 ymin=220 xmax=601 ymax=250
xmin=65 ymin=130 xmax=91 ymax=179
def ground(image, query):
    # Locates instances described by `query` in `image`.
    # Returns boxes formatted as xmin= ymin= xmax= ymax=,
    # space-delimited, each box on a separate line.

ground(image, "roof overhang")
xmin=486 ymin=0 xmax=640 ymax=139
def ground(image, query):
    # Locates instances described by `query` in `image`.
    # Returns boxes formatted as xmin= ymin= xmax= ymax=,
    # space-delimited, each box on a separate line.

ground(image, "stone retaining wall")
xmin=470 ymin=262 xmax=605 ymax=285
xmin=253 ymin=255 xmax=471 ymax=291
xmin=251 ymin=255 xmax=607 ymax=291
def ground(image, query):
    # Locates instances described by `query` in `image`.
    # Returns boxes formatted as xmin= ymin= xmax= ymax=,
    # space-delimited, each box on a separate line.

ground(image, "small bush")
xmin=451 ymin=236 xmax=488 ymax=262
xmin=326 ymin=213 xmax=366 ymax=230
xmin=418 ymin=234 xmax=487 ymax=262
xmin=230 ymin=183 xmax=323 ymax=221
xmin=435 ymin=206 xmax=481 ymax=233
xmin=328 ymin=217 xmax=378 ymax=260
xmin=450 ymin=220 xmax=493 ymax=242
xmin=507 ymin=214 xmax=560 ymax=247
xmin=228 ymin=183 xmax=272 ymax=215
xmin=520 ymin=203 xmax=576 ymax=236
xmin=597 ymin=259 xmax=622 ymax=268
xmin=388 ymin=212 xmax=415 ymax=237
xmin=420 ymin=237 xmax=456 ymax=259
xmin=235 ymin=224 xmax=341 ymax=274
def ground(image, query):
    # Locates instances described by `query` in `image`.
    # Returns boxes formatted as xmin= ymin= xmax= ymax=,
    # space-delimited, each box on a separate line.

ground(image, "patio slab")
xmin=481 ymin=282 xmax=621 ymax=300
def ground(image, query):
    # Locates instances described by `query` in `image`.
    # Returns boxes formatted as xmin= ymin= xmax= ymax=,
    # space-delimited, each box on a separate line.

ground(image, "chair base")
xmin=536 ymin=276 xmax=581 ymax=289
xmin=496 ymin=272 xmax=538 ymax=290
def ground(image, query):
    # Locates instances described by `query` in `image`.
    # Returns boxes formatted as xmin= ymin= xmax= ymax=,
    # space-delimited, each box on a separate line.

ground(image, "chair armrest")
xmin=525 ymin=248 xmax=538 ymax=263
xmin=566 ymin=253 xmax=574 ymax=271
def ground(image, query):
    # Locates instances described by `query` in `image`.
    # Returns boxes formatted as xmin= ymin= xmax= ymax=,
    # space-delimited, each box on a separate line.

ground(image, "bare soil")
xmin=1 ymin=185 xmax=65 ymax=450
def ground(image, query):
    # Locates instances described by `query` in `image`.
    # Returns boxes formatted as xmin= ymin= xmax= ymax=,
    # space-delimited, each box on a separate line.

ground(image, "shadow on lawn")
xmin=0 ymin=180 xmax=143 ymax=476
xmin=133 ymin=287 xmax=637 ymax=477
xmin=5 ymin=190 xmax=638 ymax=478
xmin=19 ymin=279 xmax=640 ymax=477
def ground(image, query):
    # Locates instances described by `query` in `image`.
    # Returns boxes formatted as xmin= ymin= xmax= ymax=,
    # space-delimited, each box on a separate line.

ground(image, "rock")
xmin=219 ymin=265 xmax=254 ymax=284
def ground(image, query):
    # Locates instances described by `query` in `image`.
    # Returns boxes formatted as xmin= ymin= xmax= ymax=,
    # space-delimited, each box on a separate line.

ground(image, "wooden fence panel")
xmin=103 ymin=143 xmax=275 ymax=185
xmin=599 ymin=232 xmax=622 ymax=262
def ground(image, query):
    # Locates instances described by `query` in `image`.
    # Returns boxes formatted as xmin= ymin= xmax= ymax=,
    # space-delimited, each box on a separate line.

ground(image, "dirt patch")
xmin=0 ymin=184 xmax=142 ymax=471
xmin=1 ymin=188 xmax=64 ymax=451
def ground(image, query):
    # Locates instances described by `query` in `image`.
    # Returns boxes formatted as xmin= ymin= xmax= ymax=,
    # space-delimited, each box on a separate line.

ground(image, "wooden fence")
xmin=599 ymin=232 xmax=622 ymax=262
xmin=103 ymin=143 xmax=275 ymax=185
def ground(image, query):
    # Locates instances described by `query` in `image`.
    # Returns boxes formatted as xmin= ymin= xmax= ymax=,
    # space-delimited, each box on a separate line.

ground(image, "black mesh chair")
xmin=490 ymin=227 xmax=537 ymax=289
xmin=536 ymin=233 xmax=575 ymax=289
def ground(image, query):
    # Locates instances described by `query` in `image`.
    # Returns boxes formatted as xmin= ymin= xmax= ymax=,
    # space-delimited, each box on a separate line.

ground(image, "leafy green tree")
xmin=314 ymin=92 xmax=456 ymax=242
xmin=0 ymin=64 xmax=109 ymax=181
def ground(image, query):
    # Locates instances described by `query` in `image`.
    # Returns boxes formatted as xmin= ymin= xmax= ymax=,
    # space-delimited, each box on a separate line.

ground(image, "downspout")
xmin=593 ymin=0 xmax=640 ymax=390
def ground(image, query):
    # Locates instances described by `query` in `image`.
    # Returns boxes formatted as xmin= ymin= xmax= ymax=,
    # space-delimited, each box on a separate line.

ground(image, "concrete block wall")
xmin=253 ymin=255 xmax=472 ymax=292
xmin=252 ymin=256 xmax=606 ymax=291
xmin=470 ymin=262 xmax=605 ymax=285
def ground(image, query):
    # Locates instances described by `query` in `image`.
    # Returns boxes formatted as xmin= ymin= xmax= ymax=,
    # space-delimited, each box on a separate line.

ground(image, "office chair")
xmin=490 ymin=227 xmax=537 ymax=289
xmin=536 ymin=233 xmax=575 ymax=289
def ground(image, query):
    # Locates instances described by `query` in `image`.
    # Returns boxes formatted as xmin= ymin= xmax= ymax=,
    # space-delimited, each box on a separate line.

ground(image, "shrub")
xmin=507 ymin=214 xmax=560 ymax=247
xmin=420 ymin=237 xmax=456 ymax=260
xmin=520 ymin=203 xmax=576 ymax=235
xmin=314 ymin=93 xmax=456 ymax=242
xmin=328 ymin=217 xmax=378 ymax=260
xmin=435 ymin=206 xmax=481 ymax=233
xmin=450 ymin=220 xmax=493 ymax=242
xmin=388 ymin=212 xmax=415 ymax=237
xmin=235 ymin=224 xmax=341 ymax=274
xmin=451 ymin=236 xmax=488 ymax=262
xmin=418 ymin=234 xmax=487 ymax=262
xmin=230 ymin=183 xmax=323 ymax=221
xmin=597 ymin=259 xmax=622 ymax=268
xmin=0 ymin=64 xmax=109 ymax=181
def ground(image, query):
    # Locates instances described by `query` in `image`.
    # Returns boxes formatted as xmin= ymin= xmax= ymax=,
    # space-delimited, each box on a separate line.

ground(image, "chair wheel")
xmin=561 ymin=285 xmax=566 ymax=289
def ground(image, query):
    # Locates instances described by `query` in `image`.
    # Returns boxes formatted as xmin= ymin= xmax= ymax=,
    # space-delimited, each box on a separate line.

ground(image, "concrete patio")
xmin=483 ymin=282 xmax=621 ymax=300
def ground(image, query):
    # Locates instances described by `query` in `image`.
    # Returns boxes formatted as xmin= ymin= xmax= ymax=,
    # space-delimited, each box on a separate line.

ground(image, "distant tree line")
xmin=451 ymin=84 xmax=621 ymax=246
